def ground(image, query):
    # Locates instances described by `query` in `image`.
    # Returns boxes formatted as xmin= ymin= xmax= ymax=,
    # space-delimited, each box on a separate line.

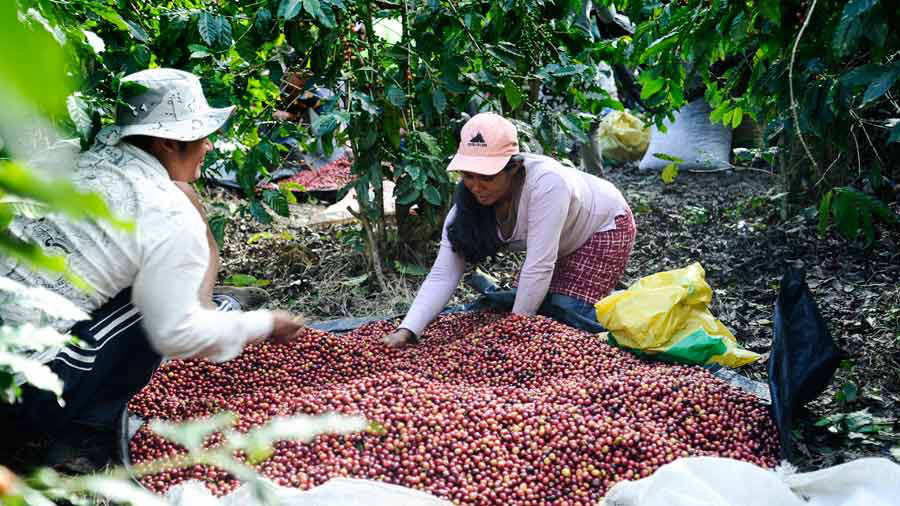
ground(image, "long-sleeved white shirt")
xmin=0 ymin=141 xmax=272 ymax=362
xmin=399 ymin=153 xmax=628 ymax=336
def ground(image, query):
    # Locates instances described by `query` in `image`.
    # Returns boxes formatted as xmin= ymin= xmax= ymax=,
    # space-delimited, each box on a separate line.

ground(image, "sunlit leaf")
xmin=197 ymin=12 xmax=232 ymax=49
xmin=0 ymin=351 xmax=63 ymax=399
xmin=661 ymin=162 xmax=679 ymax=184
xmin=0 ymin=277 xmax=88 ymax=322
xmin=861 ymin=66 xmax=900 ymax=105
xmin=503 ymin=79 xmax=523 ymax=111
xmin=75 ymin=476 xmax=169 ymax=506
xmin=0 ymin=161 xmax=132 ymax=230
xmin=0 ymin=2 xmax=71 ymax=115
xmin=278 ymin=0 xmax=303 ymax=20
xmin=386 ymin=85 xmax=406 ymax=108
xmin=66 ymin=93 xmax=92 ymax=138
xmin=149 ymin=412 xmax=238 ymax=452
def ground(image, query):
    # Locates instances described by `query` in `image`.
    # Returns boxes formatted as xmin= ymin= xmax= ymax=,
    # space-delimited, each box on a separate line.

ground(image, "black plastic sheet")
xmin=768 ymin=267 xmax=843 ymax=460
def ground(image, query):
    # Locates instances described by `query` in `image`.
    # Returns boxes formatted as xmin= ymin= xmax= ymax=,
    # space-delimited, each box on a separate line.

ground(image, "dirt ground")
xmin=216 ymin=162 xmax=900 ymax=471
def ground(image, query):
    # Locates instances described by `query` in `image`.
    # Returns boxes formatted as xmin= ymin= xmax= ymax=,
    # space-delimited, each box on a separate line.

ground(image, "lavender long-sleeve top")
xmin=399 ymin=153 xmax=628 ymax=336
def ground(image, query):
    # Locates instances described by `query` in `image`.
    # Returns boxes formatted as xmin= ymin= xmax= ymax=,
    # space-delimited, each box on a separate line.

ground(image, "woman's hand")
xmin=383 ymin=328 xmax=415 ymax=348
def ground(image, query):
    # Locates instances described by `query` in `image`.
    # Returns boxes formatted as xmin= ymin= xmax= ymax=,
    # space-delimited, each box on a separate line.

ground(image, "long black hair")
xmin=446 ymin=155 xmax=523 ymax=264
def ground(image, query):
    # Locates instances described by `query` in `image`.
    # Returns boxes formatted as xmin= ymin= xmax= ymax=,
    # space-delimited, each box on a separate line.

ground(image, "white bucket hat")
xmin=96 ymin=68 xmax=235 ymax=145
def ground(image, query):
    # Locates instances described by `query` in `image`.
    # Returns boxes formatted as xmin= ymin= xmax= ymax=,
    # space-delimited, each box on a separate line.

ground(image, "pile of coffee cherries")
xmin=129 ymin=312 xmax=779 ymax=504
xmin=272 ymin=155 xmax=354 ymax=192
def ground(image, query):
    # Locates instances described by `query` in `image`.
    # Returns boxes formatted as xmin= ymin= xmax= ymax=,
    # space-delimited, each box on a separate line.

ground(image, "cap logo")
xmin=468 ymin=132 xmax=487 ymax=147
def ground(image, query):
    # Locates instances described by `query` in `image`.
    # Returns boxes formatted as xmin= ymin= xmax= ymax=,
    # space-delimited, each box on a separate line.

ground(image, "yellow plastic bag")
xmin=594 ymin=263 xmax=760 ymax=367
xmin=593 ymin=110 xmax=650 ymax=162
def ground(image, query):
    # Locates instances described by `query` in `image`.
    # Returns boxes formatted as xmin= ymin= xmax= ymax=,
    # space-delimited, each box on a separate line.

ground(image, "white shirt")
xmin=0 ymin=141 xmax=273 ymax=362
xmin=399 ymin=153 xmax=627 ymax=336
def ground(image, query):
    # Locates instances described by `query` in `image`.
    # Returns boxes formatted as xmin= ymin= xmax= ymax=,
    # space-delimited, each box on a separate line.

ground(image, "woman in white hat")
xmin=0 ymin=69 xmax=304 ymax=459
xmin=383 ymin=112 xmax=636 ymax=346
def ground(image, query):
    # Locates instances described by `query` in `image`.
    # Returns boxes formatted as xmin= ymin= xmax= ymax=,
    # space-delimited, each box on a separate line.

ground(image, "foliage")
xmin=3 ymin=413 xmax=368 ymax=505
xmin=818 ymin=186 xmax=899 ymax=245
xmin=10 ymin=0 xmax=626 ymax=278
xmin=618 ymin=0 xmax=900 ymax=245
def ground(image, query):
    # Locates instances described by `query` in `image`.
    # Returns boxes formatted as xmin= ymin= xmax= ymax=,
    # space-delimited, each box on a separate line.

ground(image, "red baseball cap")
xmin=446 ymin=112 xmax=519 ymax=175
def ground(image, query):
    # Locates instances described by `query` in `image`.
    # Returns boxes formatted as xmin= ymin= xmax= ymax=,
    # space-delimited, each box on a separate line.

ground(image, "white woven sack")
xmin=638 ymin=99 xmax=732 ymax=172
xmin=165 ymin=477 xmax=452 ymax=506
xmin=602 ymin=456 xmax=900 ymax=506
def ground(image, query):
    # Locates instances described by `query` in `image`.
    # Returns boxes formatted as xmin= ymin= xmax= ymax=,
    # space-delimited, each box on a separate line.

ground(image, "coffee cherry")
xmin=129 ymin=312 xmax=779 ymax=504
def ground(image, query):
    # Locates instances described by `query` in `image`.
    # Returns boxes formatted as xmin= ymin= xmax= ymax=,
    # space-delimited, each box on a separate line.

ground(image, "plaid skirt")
xmin=547 ymin=207 xmax=636 ymax=304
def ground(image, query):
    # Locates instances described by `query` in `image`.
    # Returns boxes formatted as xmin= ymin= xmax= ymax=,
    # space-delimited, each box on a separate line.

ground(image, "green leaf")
xmin=304 ymin=0 xmax=334 ymax=28
xmin=278 ymin=0 xmax=303 ymax=20
xmin=0 ymin=161 xmax=131 ymax=230
xmin=432 ymin=88 xmax=447 ymax=115
xmin=150 ymin=412 xmax=237 ymax=451
xmin=208 ymin=213 xmax=227 ymax=251
xmin=709 ymin=102 xmax=729 ymax=124
xmin=640 ymin=32 xmax=679 ymax=63
xmin=842 ymin=0 xmax=880 ymax=18
xmin=394 ymin=261 xmax=428 ymax=277
xmin=224 ymin=274 xmax=270 ymax=287
xmin=395 ymin=188 xmax=420 ymax=206
xmin=197 ymin=12 xmax=233 ymax=49
xmin=123 ymin=19 xmax=150 ymax=43
xmin=731 ymin=106 xmax=743 ymax=129
xmin=652 ymin=153 xmax=684 ymax=163
xmin=0 ymin=3 xmax=71 ymax=115
xmin=386 ymin=85 xmax=406 ymax=108
xmin=640 ymin=77 xmax=665 ymax=100
xmin=249 ymin=199 xmax=273 ymax=224
xmin=353 ymin=92 xmax=380 ymax=116
xmin=312 ymin=113 xmax=342 ymax=137
xmin=832 ymin=0 xmax=878 ymax=56
xmin=77 ymin=476 xmax=169 ymax=506
xmin=503 ymin=79 xmax=524 ymax=111
xmin=759 ymin=0 xmax=781 ymax=24
xmin=262 ymin=189 xmax=290 ymax=217
xmin=416 ymin=132 xmax=441 ymax=156
xmin=661 ymin=162 xmax=679 ymax=184
xmin=861 ymin=68 xmax=900 ymax=105
xmin=840 ymin=64 xmax=884 ymax=87
xmin=0 ymin=351 xmax=63 ymax=399
xmin=818 ymin=190 xmax=833 ymax=236
xmin=384 ymin=108 xmax=403 ymax=149
xmin=423 ymin=186 xmax=442 ymax=206
xmin=832 ymin=189 xmax=860 ymax=239
xmin=66 ymin=93 xmax=92 ymax=138
xmin=0 ymin=278 xmax=88 ymax=322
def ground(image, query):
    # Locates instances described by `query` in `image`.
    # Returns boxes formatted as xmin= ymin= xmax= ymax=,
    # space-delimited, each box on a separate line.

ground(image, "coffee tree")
xmin=11 ymin=0 xmax=624 ymax=280
xmin=618 ymin=0 xmax=899 ymax=243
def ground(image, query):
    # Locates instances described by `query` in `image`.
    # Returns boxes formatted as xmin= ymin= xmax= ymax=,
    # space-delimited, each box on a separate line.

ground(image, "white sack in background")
xmin=602 ymin=456 xmax=900 ymax=506
xmin=638 ymin=99 xmax=732 ymax=172
xmin=165 ymin=477 xmax=452 ymax=506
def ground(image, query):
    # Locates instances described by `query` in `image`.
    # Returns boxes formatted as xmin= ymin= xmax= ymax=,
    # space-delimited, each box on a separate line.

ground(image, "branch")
xmin=788 ymin=0 xmax=820 ymax=174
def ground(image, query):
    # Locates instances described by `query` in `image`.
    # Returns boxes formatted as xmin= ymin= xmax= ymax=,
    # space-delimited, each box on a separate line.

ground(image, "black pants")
xmin=13 ymin=289 xmax=162 ymax=434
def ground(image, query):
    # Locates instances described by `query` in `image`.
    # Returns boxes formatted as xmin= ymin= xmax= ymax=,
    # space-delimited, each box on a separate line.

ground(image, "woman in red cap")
xmin=383 ymin=112 xmax=636 ymax=346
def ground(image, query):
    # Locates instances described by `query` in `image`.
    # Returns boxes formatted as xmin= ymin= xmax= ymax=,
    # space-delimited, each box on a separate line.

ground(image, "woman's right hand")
xmin=383 ymin=328 xmax=415 ymax=348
